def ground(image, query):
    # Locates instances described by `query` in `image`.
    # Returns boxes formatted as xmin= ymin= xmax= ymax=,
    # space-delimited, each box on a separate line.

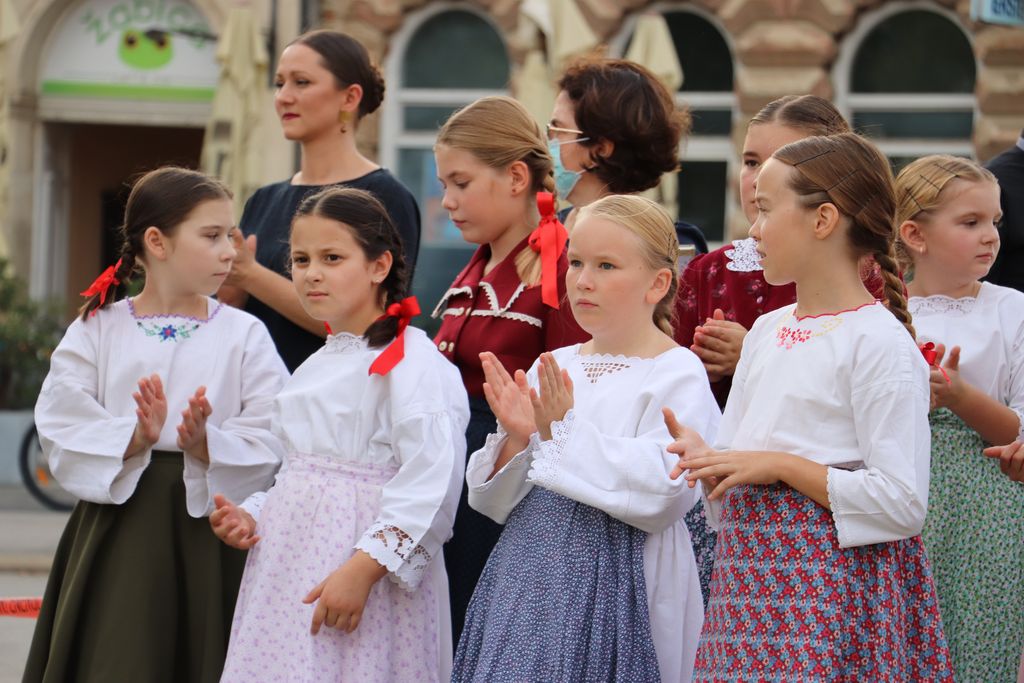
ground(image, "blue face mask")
xmin=548 ymin=137 xmax=590 ymax=200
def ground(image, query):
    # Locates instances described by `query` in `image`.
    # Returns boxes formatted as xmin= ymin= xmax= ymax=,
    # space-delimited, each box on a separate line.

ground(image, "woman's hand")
xmin=984 ymin=441 xmax=1024 ymax=483
xmin=177 ymin=386 xmax=212 ymax=462
xmin=223 ymin=230 xmax=259 ymax=290
xmin=481 ymin=352 xmax=536 ymax=443
xmin=690 ymin=309 xmax=747 ymax=382
xmin=531 ymin=353 xmax=574 ymax=441
xmin=127 ymin=374 xmax=167 ymax=458
xmin=209 ymin=494 xmax=260 ymax=549
xmin=303 ymin=551 xmax=387 ymax=635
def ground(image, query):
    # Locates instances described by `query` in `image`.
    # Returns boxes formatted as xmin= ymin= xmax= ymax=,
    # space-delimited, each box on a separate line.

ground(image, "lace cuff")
xmin=825 ymin=467 xmax=848 ymax=545
xmin=355 ymin=523 xmax=432 ymax=592
xmin=527 ymin=410 xmax=576 ymax=490
xmin=1014 ymin=408 xmax=1024 ymax=443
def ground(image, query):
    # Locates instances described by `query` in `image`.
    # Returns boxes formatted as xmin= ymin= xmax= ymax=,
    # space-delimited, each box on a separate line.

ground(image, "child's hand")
xmin=127 ymin=374 xmax=168 ymax=458
xmin=304 ymin=550 xmax=387 ymax=635
xmin=690 ymin=309 xmax=747 ymax=382
xmin=928 ymin=343 xmax=964 ymax=411
xmin=531 ymin=353 xmax=574 ymax=441
xmin=209 ymin=493 xmax=260 ymax=549
xmin=177 ymin=386 xmax=212 ymax=462
xmin=984 ymin=441 xmax=1024 ymax=483
xmin=480 ymin=352 xmax=536 ymax=443
xmin=664 ymin=408 xmax=717 ymax=488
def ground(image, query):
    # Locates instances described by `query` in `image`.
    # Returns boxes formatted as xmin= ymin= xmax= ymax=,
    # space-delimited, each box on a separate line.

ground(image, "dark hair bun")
xmin=291 ymin=30 xmax=386 ymax=120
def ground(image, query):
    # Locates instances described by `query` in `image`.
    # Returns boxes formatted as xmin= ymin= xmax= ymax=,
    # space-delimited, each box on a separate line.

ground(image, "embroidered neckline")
xmin=127 ymin=297 xmax=223 ymax=323
xmin=724 ymin=238 xmax=763 ymax=273
xmin=137 ymin=320 xmax=202 ymax=342
xmin=324 ymin=332 xmax=368 ymax=354
xmin=573 ymin=344 xmax=678 ymax=364
xmin=909 ymin=293 xmax=979 ymax=316
xmin=792 ymin=300 xmax=879 ymax=321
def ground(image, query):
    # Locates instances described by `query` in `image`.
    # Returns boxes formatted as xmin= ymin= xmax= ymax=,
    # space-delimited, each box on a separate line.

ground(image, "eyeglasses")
xmin=546 ymin=123 xmax=585 ymax=140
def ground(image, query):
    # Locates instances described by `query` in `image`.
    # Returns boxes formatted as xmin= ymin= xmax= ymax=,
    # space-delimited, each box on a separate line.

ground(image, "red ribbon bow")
xmin=80 ymin=259 xmax=122 ymax=314
xmin=528 ymin=192 xmax=568 ymax=309
xmin=919 ymin=342 xmax=951 ymax=385
xmin=368 ymin=296 xmax=421 ymax=376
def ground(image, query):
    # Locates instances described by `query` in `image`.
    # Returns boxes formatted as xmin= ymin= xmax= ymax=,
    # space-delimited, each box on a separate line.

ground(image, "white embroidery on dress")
xmin=579 ymin=360 xmax=633 ymax=383
xmin=471 ymin=309 xmax=543 ymax=328
xmin=324 ymin=333 xmax=367 ymax=354
xmin=441 ymin=307 xmax=465 ymax=318
xmin=431 ymin=286 xmax=473 ymax=318
xmin=724 ymin=238 xmax=763 ymax=273
xmin=356 ymin=523 xmax=431 ymax=591
xmin=528 ymin=410 xmax=576 ymax=490
xmin=908 ymin=295 xmax=978 ymax=316
xmin=432 ymin=282 xmax=542 ymax=327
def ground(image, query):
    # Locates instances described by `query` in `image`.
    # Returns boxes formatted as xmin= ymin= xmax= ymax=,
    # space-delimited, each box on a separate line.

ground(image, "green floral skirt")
xmin=922 ymin=408 xmax=1024 ymax=683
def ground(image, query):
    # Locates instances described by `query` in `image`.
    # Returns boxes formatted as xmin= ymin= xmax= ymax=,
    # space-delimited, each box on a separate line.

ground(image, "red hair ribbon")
xmin=368 ymin=296 xmax=421 ymax=376
xmin=80 ymin=259 xmax=122 ymax=314
xmin=528 ymin=192 xmax=568 ymax=309
xmin=919 ymin=342 xmax=951 ymax=385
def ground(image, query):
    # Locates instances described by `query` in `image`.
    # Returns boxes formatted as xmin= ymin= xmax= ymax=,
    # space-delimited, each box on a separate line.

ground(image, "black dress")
xmin=240 ymin=169 xmax=421 ymax=371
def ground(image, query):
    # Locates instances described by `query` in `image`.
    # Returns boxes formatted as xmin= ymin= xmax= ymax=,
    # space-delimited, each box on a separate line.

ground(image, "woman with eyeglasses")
xmin=549 ymin=57 xmax=708 ymax=254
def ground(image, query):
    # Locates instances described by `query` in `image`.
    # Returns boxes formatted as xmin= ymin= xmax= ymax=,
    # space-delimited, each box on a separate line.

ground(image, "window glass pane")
xmin=411 ymin=244 xmax=476 ymax=337
xmin=688 ymin=108 xmax=732 ymax=136
xmin=853 ymin=111 xmax=974 ymax=139
xmin=403 ymin=105 xmax=460 ymax=131
xmin=678 ymin=160 xmax=726 ymax=242
xmin=396 ymin=147 xmax=463 ymax=245
xmin=661 ymin=12 xmax=733 ymax=93
xmin=852 ymin=11 xmax=975 ymax=93
xmin=403 ymin=11 xmax=510 ymax=89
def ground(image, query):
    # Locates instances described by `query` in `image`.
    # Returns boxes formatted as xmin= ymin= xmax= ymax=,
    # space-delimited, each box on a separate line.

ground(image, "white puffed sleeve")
xmin=828 ymin=362 xmax=931 ymax=547
xmin=36 ymin=320 xmax=146 ymax=504
xmin=465 ymin=426 xmax=537 ymax=524
xmin=182 ymin=323 xmax=288 ymax=517
xmin=527 ymin=352 xmax=720 ymax=535
xmin=354 ymin=359 xmax=469 ymax=591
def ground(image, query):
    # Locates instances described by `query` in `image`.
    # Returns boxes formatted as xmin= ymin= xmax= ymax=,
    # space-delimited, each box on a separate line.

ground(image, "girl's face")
xmin=740 ymin=122 xmax=809 ymax=224
xmin=435 ymin=143 xmax=528 ymax=246
xmin=907 ymin=179 xmax=1001 ymax=284
xmin=274 ymin=43 xmax=356 ymax=143
xmin=159 ymin=198 xmax=236 ymax=296
xmin=748 ymin=157 xmax=815 ymax=286
xmin=566 ymin=215 xmax=670 ymax=338
xmin=289 ymin=215 xmax=390 ymax=332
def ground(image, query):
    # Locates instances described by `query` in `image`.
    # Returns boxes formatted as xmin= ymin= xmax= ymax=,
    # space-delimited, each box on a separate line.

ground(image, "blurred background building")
xmin=0 ymin=0 xmax=1020 ymax=315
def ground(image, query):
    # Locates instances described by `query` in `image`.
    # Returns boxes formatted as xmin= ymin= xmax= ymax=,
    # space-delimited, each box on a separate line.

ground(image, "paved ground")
xmin=0 ymin=485 xmax=68 ymax=682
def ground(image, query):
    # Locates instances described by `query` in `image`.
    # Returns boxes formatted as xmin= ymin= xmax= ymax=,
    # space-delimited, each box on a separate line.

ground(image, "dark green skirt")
xmin=23 ymin=451 xmax=246 ymax=683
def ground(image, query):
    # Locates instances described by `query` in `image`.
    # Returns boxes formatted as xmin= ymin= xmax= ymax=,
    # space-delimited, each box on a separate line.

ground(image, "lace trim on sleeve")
xmin=825 ymin=467 xmax=846 ymax=542
xmin=355 ymin=523 xmax=432 ymax=592
xmin=1013 ymin=408 xmax=1024 ymax=443
xmin=527 ymin=409 xmax=576 ymax=490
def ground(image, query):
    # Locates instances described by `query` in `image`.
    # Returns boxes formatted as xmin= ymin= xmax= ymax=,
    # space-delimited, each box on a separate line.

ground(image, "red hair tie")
xmin=368 ymin=296 xmax=421 ymax=376
xmin=80 ymin=259 xmax=122 ymax=315
xmin=919 ymin=342 xmax=951 ymax=385
xmin=528 ymin=192 xmax=568 ymax=309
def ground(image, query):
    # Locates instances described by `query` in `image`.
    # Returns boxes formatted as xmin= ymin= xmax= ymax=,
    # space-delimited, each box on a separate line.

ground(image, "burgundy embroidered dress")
xmin=693 ymin=301 xmax=953 ymax=682
xmin=433 ymin=236 xmax=589 ymax=641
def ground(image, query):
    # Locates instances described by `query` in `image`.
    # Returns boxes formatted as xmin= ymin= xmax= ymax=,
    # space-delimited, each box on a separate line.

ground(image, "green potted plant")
xmin=0 ymin=258 xmax=65 ymax=483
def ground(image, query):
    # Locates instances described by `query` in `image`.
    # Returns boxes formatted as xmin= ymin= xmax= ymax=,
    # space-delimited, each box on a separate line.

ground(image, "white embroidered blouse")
xmin=706 ymin=301 xmax=933 ymax=548
xmin=240 ymin=326 xmax=470 ymax=591
xmin=466 ymin=344 xmax=721 ymax=683
xmin=909 ymin=282 xmax=1024 ymax=441
xmin=35 ymin=298 xmax=289 ymax=517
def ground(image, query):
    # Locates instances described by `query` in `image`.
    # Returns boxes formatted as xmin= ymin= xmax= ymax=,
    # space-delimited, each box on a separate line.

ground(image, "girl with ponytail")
xmin=431 ymin=95 xmax=589 ymax=640
xmin=454 ymin=194 xmax=718 ymax=682
xmin=25 ymin=167 xmax=288 ymax=683
xmin=896 ymin=155 xmax=1024 ymax=682
xmin=667 ymin=133 xmax=954 ymax=680
xmin=213 ymin=188 xmax=469 ymax=681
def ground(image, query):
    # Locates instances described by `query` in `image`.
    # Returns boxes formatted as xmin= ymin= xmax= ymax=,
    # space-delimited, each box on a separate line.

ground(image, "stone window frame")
xmin=608 ymin=3 xmax=739 ymax=247
xmin=833 ymin=0 xmax=977 ymax=161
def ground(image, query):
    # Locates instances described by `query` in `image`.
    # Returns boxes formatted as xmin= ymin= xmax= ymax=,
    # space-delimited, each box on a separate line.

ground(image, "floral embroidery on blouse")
xmin=775 ymin=317 xmax=844 ymax=349
xmin=725 ymin=238 xmax=763 ymax=273
xmin=137 ymin=320 xmax=201 ymax=342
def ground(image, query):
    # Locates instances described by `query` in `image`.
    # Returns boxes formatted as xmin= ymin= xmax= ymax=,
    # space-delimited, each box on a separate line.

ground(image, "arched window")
xmin=613 ymin=7 xmax=736 ymax=243
xmin=836 ymin=4 xmax=976 ymax=169
xmin=381 ymin=7 xmax=510 ymax=245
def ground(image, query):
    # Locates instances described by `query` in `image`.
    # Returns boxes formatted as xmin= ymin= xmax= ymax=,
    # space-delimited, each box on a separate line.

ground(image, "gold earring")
xmin=339 ymin=110 xmax=351 ymax=134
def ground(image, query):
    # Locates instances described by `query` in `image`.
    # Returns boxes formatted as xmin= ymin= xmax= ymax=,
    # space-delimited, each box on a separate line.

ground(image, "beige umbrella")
xmin=200 ymin=6 xmax=269 ymax=215
xmin=626 ymin=13 xmax=684 ymax=219
xmin=0 ymin=0 xmax=21 ymax=258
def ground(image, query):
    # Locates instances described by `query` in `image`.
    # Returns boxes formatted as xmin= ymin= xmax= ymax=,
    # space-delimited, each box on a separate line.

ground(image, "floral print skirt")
xmin=922 ymin=408 xmax=1024 ymax=683
xmin=694 ymin=483 xmax=953 ymax=682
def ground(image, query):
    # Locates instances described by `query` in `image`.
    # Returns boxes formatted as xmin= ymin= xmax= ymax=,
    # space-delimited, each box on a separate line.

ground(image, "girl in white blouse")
xmin=452 ymin=195 xmax=719 ymax=683
xmin=670 ymin=133 xmax=954 ymax=681
xmin=24 ymin=167 xmax=289 ymax=683
xmin=211 ymin=187 xmax=469 ymax=683
xmin=896 ymin=155 xmax=1024 ymax=682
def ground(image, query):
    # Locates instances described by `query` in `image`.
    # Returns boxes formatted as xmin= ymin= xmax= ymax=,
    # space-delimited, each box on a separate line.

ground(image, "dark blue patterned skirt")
xmin=452 ymin=486 xmax=661 ymax=682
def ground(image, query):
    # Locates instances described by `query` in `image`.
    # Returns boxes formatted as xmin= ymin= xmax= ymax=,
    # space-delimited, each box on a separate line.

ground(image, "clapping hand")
xmin=690 ymin=309 xmax=747 ymax=382
xmin=531 ymin=353 xmax=574 ymax=441
xmin=177 ymin=386 xmax=213 ymax=462
xmin=209 ymin=494 xmax=259 ymax=549
xmin=127 ymin=374 xmax=167 ymax=458
xmin=480 ymin=352 xmax=536 ymax=443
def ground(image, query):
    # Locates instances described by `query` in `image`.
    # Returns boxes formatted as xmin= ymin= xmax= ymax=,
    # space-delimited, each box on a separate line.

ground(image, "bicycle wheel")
xmin=19 ymin=424 xmax=76 ymax=511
